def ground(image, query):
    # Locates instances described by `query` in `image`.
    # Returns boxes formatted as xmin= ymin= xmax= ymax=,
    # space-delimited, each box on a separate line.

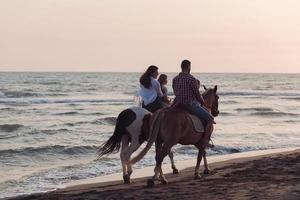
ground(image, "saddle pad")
xmin=188 ymin=114 xmax=205 ymax=133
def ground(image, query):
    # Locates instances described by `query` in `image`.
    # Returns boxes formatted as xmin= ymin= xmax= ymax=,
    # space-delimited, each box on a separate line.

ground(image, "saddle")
xmin=162 ymin=107 xmax=206 ymax=133
xmin=188 ymin=114 xmax=205 ymax=133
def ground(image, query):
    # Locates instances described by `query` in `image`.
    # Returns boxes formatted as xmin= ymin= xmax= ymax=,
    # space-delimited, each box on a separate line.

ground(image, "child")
xmin=158 ymin=74 xmax=171 ymax=105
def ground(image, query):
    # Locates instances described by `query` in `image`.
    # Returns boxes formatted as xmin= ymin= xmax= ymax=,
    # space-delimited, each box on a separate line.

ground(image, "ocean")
xmin=0 ymin=72 xmax=299 ymax=198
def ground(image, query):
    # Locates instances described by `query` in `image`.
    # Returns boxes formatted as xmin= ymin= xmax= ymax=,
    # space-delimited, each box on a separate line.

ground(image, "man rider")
xmin=172 ymin=59 xmax=214 ymax=148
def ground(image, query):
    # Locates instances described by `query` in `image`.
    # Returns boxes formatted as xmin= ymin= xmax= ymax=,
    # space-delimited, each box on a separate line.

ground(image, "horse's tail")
xmin=129 ymin=109 xmax=164 ymax=165
xmin=97 ymin=110 xmax=128 ymax=158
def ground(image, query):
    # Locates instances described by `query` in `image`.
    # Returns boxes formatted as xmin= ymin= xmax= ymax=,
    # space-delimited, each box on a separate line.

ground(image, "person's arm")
xmin=160 ymin=87 xmax=171 ymax=103
xmin=191 ymin=79 xmax=205 ymax=106
xmin=155 ymin=80 xmax=164 ymax=98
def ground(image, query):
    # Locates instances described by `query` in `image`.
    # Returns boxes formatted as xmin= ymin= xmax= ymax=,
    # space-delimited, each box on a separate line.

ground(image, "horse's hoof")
xmin=161 ymin=179 xmax=168 ymax=185
xmin=147 ymin=179 xmax=155 ymax=188
xmin=173 ymin=168 xmax=179 ymax=174
xmin=194 ymin=174 xmax=201 ymax=179
xmin=123 ymin=176 xmax=131 ymax=184
xmin=203 ymin=169 xmax=210 ymax=175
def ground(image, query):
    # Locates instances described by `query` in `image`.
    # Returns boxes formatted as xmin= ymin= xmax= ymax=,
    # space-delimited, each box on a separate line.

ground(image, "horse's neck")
xmin=203 ymin=93 xmax=212 ymax=113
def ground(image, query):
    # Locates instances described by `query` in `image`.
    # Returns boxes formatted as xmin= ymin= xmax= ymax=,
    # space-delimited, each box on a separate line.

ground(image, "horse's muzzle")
xmin=212 ymin=110 xmax=219 ymax=117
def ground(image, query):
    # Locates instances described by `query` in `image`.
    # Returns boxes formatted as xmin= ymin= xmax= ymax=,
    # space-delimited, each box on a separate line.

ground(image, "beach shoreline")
xmin=5 ymin=147 xmax=300 ymax=200
xmin=1 ymin=73 xmax=299 ymax=199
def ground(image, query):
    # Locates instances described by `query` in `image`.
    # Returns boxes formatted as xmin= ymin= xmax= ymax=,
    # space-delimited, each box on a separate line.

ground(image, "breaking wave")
xmin=236 ymin=107 xmax=298 ymax=117
xmin=219 ymin=91 xmax=300 ymax=97
xmin=92 ymin=117 xmax=117 ymax=125
xmin=236 ymin=107 xmax=274 ymax=112
xmin=249 ymin=111 xmax=298 ymax=117
xmin=0 ymin=145 xmax=98 ymax=158
xmin=0 ymin=124 xmax=24 ymax=132
xmin=0 ymin=98 xmax=133 ymax=105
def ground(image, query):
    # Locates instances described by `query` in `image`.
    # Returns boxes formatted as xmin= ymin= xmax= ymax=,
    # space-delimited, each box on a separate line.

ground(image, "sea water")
xmin=0 ymin=72 xmax=299 ymax=198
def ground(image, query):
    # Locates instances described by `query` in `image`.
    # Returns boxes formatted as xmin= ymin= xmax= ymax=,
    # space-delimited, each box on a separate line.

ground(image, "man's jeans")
xmin=185 ymin=102 xmax=211 ymax=121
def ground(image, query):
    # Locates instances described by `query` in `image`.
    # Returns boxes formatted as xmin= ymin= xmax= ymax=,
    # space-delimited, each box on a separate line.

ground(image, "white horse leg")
xmin=122 ymin=138 xmax=140 ymax=183
xmin=125 ymin=140 xmax=140 ymax=175
xmin=120 ymin=134 xmax=130 ymax=183
xmin=168 ymin=150 xmax=179 ymax=174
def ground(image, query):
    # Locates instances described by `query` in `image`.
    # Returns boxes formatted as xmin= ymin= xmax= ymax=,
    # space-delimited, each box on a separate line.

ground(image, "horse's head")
xmin=203 ymin=85 xmax=219 ymax=117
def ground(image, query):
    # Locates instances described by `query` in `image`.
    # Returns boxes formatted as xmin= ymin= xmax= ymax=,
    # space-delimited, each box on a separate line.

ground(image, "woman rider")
xmin=139 ymin=65 xmax=164 ymax=113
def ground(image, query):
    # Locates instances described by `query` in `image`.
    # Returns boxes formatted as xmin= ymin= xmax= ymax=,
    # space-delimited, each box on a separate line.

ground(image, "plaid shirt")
xmin=172 ymin=72 xmax=203 ymax=106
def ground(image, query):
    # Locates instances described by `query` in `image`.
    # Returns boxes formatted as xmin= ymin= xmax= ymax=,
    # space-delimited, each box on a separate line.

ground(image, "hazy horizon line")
xmin=0 ymin=71 xmax=299 ymax=74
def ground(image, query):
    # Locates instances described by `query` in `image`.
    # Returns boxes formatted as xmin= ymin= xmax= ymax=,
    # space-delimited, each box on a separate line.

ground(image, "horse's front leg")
xmin=147 ymin=140 xmax=171 ymax=187
xmin=203 ymin=125 xmax=214 ymax=174
xmin=168 ymin=150 xmax=179 ymax=174
xmin=158 ymin=143 xmax=174 ymax=185
xmin=203 ymin=150 xmax=210 ymax=174
xmin=194 ymin=146 xmax=205 ymax=179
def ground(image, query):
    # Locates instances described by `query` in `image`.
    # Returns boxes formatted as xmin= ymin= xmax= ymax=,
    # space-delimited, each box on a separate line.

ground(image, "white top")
xmin=139 ymin=77 xmax=163 ymax=106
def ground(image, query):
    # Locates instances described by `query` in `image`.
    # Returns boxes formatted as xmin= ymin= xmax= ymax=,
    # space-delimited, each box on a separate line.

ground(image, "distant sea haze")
xmin=0 ymin=72 xmax=299 ymax=198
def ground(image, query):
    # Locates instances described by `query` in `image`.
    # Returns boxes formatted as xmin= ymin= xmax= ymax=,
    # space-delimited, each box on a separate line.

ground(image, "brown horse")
xmin=129 ymin=85 xmax=219 ymax=187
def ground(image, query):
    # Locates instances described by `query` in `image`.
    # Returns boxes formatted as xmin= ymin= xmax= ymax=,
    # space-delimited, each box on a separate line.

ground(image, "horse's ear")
xmin=214 ymin=85 xmax=218 ymax=92
xmin=203 ymin=85 xmax=208 ymax=90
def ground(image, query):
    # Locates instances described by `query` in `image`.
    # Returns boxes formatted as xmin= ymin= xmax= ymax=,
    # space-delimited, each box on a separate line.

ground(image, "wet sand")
xmin=6 ymin=148 xmax=300 ymax=200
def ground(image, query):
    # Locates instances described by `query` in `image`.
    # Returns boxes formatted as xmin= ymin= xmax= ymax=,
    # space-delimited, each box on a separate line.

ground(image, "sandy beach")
xmin=6 ymin=148 xmax=300 ymax=200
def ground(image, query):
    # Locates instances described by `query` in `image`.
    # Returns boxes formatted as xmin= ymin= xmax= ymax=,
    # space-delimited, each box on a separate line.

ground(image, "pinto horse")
xmin=97 ymin=107 xmax=179 ymax=184
xmin=129 ymin=85 xmax=219 ymax=187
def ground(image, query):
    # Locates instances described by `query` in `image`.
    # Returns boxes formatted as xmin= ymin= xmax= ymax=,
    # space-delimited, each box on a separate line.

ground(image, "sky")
xmin=0 ymin=0 xmax=300 ymax=73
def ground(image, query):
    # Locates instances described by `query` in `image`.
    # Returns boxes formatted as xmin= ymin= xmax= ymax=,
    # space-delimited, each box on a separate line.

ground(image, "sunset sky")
xmin=0 ymin=0 xmax=300 ymax=73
